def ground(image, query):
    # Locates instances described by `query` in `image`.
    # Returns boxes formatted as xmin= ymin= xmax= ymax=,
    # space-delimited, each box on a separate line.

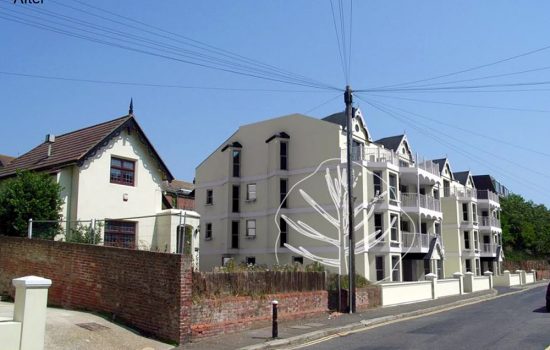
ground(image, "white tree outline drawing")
xmin=274 ymin=158 xmax=420 ymax=283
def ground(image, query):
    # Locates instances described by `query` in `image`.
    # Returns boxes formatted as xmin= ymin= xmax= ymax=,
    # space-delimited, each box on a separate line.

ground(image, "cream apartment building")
xmin=196 ymin=109 xmax=446 ymax=282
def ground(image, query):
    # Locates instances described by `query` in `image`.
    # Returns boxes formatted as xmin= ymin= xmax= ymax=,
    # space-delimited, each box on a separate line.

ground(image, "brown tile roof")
xmin=0 ymin=115 xmax=174 ymax=181
xmin=0 ymin=154 xmax=15 ymax=168
xmin=163 ymin=179 xmax=194 ymax=193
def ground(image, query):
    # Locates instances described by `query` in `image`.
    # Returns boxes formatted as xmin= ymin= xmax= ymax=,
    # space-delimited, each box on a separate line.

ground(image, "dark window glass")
xmin=464 ymin=231 xmax=470 ymax=250
xmin=246 ymin=257 xmax=256 ymax=265
xmin=205 ymin=223 xmax=212 ymax=240
xmin=293 ymin=256 xmax=304 ymax=264
xmin=231 ymin=221 xmax=239 ymax=249
xmin=390 ymin=214 xmax=398 ymax=241
xmin=280 ymin=142 xmax=288 ymax=170
xmin=375 ymin=256 xmax=385 ymax=281
xmin=462 ymin=203 xmax=469 ymax=221
xmin=232 ymin=185 xmax=240 ymax=213
xmin=280 ymin=178 xmax=288 ymax=208
xmin=104 ymin=221 xmax=136 ymax=248
xmin=375 ymin=214 xmax=383 ymax=239
xmin=232 ymin=150 xmax=241 ymax=177
xmin=373 ymin=171 xmax=382 ymax=196
xmin=110 ymin=157 xmax=135 ymax=186
xmin=206 ymin=189 xmax=213 ymax=205
xmin=280 ymin=217 xmax=287 ymax=247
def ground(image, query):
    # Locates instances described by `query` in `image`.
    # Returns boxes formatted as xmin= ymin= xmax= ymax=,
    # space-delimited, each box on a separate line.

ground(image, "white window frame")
xmin=246 ymin=219 xmax=256 ymax=238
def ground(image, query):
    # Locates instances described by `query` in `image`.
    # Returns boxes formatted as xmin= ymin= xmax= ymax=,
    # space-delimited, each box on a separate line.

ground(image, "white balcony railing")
xmin=401 ymin=193 xmax=441 ymax=212
xmin=477 ymin=190 xmax=500 ymax=203
xmin=362 ymin=147 xmax=400 ymax=166
xmin=455 ymin=187 xmax=477 ymax=199
xmin=482 ymin=243 xmax=498 ymax=254
xmin=480 ymin=216 xmax=501 ymax=228
xmin=402 ymin=232 xmax=434 ymax=250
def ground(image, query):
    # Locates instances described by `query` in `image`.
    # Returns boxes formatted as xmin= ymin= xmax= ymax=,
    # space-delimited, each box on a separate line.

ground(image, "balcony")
xmin=401 ymin=193 xmax=441 ymax=212
xmin=455 ymin=187 xmax=477 ymax=200
xmin=361 ymin=147 xmax=400 ymax=167
xmin=477 ymin=190 xmax=500 ymax=204
xmin=402 ymin=232 xmax=435 ymax=253
xmin=480 ymin=216 xmax=501 ymax=229
xmin=481 ymin=243 xmax=498 ymax=257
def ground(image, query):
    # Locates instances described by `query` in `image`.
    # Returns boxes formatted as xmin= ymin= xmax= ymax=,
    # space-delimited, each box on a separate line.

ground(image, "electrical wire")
xmin=368 ymin=43 xmax=550 ymax=90
xmin=362 ymin=93 xmax=550 ymax=114
xmin=329 ymin=0 xmax=347 ymax=84
xmin=303 ymin=93 xmax=342 ymax=114
xmin=0 ymin=71 xmax=336 ymax=93
xmin=0 ymin=11 xmax=338 ymax=91
xmin=356 ymin=95 xmax=550 ymax=194
xmin=357 ymin=80 xmax=550 ymax=93
xmin=54 ymin=0 xmax=337 ymax=90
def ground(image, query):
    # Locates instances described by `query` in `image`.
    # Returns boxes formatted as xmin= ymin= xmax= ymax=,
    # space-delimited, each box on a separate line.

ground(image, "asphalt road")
xmin=304 ymin=285 xmax=550 ymax=350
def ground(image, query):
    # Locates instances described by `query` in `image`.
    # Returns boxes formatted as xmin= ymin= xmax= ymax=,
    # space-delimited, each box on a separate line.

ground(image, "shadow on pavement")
xmin=532 ymin=306 xmax=548 ymax=313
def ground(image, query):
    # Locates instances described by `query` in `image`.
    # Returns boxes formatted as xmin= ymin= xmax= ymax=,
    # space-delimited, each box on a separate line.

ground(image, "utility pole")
xmin=344 ymin=85 xmax=356 ymax=313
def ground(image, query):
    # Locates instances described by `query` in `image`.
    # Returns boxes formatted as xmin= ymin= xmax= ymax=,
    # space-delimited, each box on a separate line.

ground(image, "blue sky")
xmin=1 ymin=1 xmax=550 ymax=206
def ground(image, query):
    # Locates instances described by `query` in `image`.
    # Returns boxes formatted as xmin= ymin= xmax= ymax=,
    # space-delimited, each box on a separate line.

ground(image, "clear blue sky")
xmin=2 ymin=1 xmax=550 ymax=206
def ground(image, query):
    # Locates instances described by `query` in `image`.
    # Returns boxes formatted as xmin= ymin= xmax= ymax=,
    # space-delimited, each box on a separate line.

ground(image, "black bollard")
xmin=272 ymin=300 xmax=278 ymax=338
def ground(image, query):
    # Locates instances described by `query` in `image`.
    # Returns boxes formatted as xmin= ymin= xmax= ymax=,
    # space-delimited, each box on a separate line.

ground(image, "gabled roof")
xmin=374 ymin=134 xmax=405 ymax=152
xmin=0 ymin=154 xmax=15 ymax=168
xmin=432 ymin=158 xmax=447 ymax=174
xmin=322 ymin=108 xmax=372 ymax=141
xmin=472 ymin=175 xmax=495 ymax=192
xmin=453 ymin=171 xmax=471 ymax=186
xmin=0 ymin=115 xmax=173 ymax=181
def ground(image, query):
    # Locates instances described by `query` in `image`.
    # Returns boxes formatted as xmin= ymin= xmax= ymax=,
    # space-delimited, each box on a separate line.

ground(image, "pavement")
xmin=0 ymin=281 xmax=545 ymax=349
xmin=0 ymin=302 xmax=172 ymax=350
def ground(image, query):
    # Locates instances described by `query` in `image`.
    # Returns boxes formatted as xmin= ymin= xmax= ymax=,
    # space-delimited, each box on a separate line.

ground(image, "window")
xmin=463 ymin=231 xmax=470 ymax=250
xmin=246 ymin=220 xmax=256 ymax=238
xmin=374 ymin=214 xmax=383 ymax=240
xmin=389 ymin=173 xmax=398 ymax=202
xmin=373 ymin=171 xmax=382 ymax=196
xmin=474 ymin=231 xmax=480 ymax=251
xmin=232 ymin=149 xmax=241 ymax=177
xmin=205 ymin=223 xmax=212 ymax=240
xmin=206 ymin=189 xmax=213 ymax=205
xmin=231 ymin=221 xmax=239 ymax=249
xmin=110 ymin=157 xmax=135 ymax=186
xmin=435 ymin=223 xmax=441 ymax=235
xmin=462 ymin=203 xmax=469 ymax=222
xmin=280 ymin=178 xmax=288 ymax=208
xmin=465 ymin=259 xmax=472 ymax=273
xmin=280 ymin=141 xmax=288 ymax=170
xmin=352 ymin=140 xmax=363 ymax=161
xmin=280 ymin=217 xmax=287 ymax=247
xmin=104 ymin=221 xmax=136 ymax=248
xmin=472 ymin=203 xmax=478 ymax=223
xmin=232 ymin=185 xmax=240 ymax=213
xmin=421 ymin=222 xmax=427 ymax=234
xmin=293 ymin=256 xmax=304 ymax=264
xmin=391 ymin=256 xmax=400 ymax=282
xmin=437 ymin=260 xmax=443 ymax=279
xmin=222 ymin=257 xmax=233 ymax=266
xmin=246 ymin=184 xmax=257 ymax=201
xmin=246 ymin=257 xmax=256 ymax=265
xmin=390 ymin=214 xmax=398 ymax=241
xmin=400 ymin=220 xmax=410 ymax=233
xmin=475 ymin=259 xmax=481 ymax=275
xmin=375 ymin=256 xmax=385 ymax=281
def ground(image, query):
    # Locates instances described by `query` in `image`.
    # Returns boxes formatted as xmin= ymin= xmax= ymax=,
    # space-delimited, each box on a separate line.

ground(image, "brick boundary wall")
xmin=0 ymin=236 xmax=193 ymax=343
xmin=191 ymin=291 xmax=328 ymax=339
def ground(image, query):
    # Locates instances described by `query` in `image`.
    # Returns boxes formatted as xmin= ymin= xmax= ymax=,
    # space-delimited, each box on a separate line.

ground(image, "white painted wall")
xmin=380 ymin=281 xmax=432 ymax=306
xmin=438 ymin=279 xmax=461 ymax=298
xmin=472 ymin=276 xmax=491 ymax=292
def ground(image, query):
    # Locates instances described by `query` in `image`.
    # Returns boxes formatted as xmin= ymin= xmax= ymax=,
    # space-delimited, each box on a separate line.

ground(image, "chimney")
xmin=45 ymin=134 xmax=55 ymax=157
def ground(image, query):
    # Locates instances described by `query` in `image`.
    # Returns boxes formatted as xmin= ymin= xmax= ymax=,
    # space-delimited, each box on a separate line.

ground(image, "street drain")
xmin=76 ymin=322 xmax=110 ymax=331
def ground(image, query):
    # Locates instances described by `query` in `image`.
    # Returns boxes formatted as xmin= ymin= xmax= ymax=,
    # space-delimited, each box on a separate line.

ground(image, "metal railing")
xmin=362 ymin=147 xmax=401 ymax=166
xmin=455 ymin=187 xmax=477 ymax=199
xmin=401 ymin=193 xmax=441 ymax=212
xmin=477 ymin=190 xmax=500 ymax=203
xmin=402 ymin=232 xmax=434 ymax=250
xmin=480 ymin=216 xmax=501 ymax=228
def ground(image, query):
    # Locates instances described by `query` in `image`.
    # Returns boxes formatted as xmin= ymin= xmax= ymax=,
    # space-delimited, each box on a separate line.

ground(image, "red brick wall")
xmin=0 ymin=236 xmax=192 ymax=343
xmin=191 ymin=291 xmax=328 ymax=339
xmin=356 ymin=286 xmax=381 ymax=310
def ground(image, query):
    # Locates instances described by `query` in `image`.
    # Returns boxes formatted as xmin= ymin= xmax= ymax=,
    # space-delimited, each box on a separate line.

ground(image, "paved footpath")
xmin=182 ymin=282 xmax=547 ymax=350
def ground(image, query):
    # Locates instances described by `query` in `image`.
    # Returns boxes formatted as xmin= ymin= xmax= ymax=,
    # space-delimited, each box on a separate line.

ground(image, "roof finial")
xmin=129 ymin=98 xmax=134 ymax=115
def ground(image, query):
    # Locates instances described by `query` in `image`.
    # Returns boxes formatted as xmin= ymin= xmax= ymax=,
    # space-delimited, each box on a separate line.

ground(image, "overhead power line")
xmin=357 ymin=80 xmax=550 ymax=93
xmin=357 ymin=95 xmax=550 ymax=194
xmin=0 ymin=9 xmax=338 ymax=91
xmin=0 ymin=71 xmax=335 ymax=93
xmin=368 ymin=42 xmax=550 ymax=90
